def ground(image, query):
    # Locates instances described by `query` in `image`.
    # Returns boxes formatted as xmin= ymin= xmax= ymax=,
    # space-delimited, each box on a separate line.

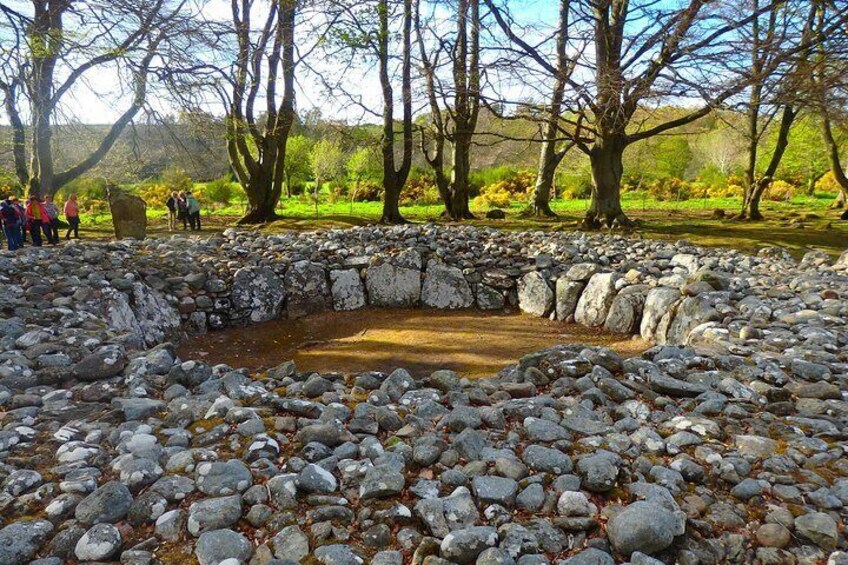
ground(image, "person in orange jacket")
xmin=64 ymin=194 xmax=81 ymax=239
xmin=25 ymin=195 xmax=48 ymax=247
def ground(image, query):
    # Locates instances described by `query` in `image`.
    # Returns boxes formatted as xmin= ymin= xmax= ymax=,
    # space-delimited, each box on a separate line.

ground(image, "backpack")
xmin=1 ymin=204 xmax=19 ymax=225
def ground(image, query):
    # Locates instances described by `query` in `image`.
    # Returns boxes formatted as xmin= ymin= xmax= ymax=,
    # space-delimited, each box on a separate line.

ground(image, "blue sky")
xmin=0 ymin=0 xmax=717 ymax=126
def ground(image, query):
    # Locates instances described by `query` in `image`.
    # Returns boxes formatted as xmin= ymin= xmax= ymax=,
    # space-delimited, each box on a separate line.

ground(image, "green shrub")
xmin=764 ymin=179 xmax=795 ymax=201
xmin=697 ymin=164 xmax=729 ymax=190
xmin=815 ymin=171 xmax=841 ymax=195
xmin=473 ymin=183 xmax=514 ymax=209
xmin=161 ymin=166 xmax=193 ymax=193
xmin=707 ymin=184 xmax=744 ymax=198
xmin=350 ymin=181 xmax=382 ymax=202
xmin=0 ymin=167 xmax=22 ymax=197
xmin=646 ymin=178 xmax=695 ymax=201
xmin=61 ymin=176 xmax=108 ymax=201
xmin=138 ymin=183 xmax=172 ymax=207
xmin=204 ymin=176 xmax=236 ymax=206
xmin=85 ymin=199 xmax=109 ymax=215
xmin=401 ymin=173 xmax=441 ymax=206
xmin=560 ymin=179 xmax=593 ymax=199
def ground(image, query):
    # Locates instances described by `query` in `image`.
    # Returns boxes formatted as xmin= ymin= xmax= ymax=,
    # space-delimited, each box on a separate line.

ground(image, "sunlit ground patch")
xmin=178 ymin=308 xmax=648 ymax=379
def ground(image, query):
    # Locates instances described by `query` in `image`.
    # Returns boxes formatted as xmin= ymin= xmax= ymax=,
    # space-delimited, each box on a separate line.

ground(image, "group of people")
xmin=1 ymin=194 xmax=81 ymax=251
xmin=165 ymin=191 xmax=202 ymax=232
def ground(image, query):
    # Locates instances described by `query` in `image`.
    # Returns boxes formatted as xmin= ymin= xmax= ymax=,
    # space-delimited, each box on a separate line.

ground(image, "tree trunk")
xmin=584 ymin=136 xmax=629 ymax=228
xmin=531 ymin=0 xmax=570 ymax=218
xmin=821 ymin=112 xmax=848 ymax=208
xmin=445 ymin=0 xmax=479 ymax=221
xmin=533 ymin=141 xmax=566 ymax=217
xmin=449 ymin=132 xmax=475 ymax=220
xmin=376 ymin=0 xmax=413 ymax=225
xmin=741 ymin=181 xmax=766 ymax=221
xmin=238 ymin=171 xmax=280 ymax=224
xmin=381 ymin=176 xmax=406 ymax=224
xmin=740 ymin=104 xmax=796 ymax=221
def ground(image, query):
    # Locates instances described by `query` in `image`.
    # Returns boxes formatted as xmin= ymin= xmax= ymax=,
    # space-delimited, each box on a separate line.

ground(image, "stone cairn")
xmin=0 ymin=224 xmax=846 ymax=565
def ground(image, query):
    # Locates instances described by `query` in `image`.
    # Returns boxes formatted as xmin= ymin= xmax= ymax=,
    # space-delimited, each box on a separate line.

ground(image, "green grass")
xmin=77 ymin=191 xmax=847 ymax=259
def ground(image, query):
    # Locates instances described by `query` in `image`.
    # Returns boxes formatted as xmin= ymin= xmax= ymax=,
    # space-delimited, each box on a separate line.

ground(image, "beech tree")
xmin=376 ymin=0 xmax=414 ymax=223
xmin=483 ymin=0 xmax=839 ymax=228
xmin=486 ymin=0 xmax=577 ymax=217
xmin=0 ymin=0 xmax=198 ymax=197
xmin=809 ymin=2 xmax=848 ymax=208
xmin=733 ymin=0 xmax=822 ymax=220
xmin=416 ymin=0 xmax=481 ymax=220
xmin=316 ymin=0 xmax=413 ymax=223
xmin=223 ymin=0 xmax=297 ymax=224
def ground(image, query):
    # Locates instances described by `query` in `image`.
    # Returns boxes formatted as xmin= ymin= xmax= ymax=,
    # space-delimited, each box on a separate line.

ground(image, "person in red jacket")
xmin=25 ymin=195 xmax=48 ymax=247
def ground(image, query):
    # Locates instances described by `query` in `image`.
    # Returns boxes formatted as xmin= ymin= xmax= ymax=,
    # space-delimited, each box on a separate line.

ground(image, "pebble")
xmin=0 ymin=227 xmax=843 ymax=565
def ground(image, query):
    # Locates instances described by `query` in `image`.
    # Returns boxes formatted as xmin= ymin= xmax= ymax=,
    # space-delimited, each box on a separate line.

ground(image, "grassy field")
xmin=77 ymin=191 xmax=847 ymax=258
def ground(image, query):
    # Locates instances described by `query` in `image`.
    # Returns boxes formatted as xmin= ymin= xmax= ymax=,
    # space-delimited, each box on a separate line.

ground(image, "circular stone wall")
xmin=0 ymin=225 xmax=846 ymax=565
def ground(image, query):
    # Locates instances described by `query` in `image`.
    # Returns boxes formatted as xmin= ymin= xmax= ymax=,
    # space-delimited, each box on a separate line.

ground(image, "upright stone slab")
xmin=640 ymin=287 xmax=682 ymax=342
xmin=476 ymin=284 xmax=505 ymax=310
xmin=556 ymin=279 xmax=584 ymax=321
xmin=604 ymin=284 xmax=649 ymax=334
xmin=574 ymin=273 xmax=618 ymax=327
xmin=366 ymin=250 xmax=422 ymax=307
xmin=285 ymin=260 xmax=331 ymax=319
xmin=231 ymin=266 xmax=285 ymax=323
xmin=107 ymin=186 xmax=147 ymax=240
xmin=421 ymin=260 xmax=473 ymax=309
xmin=666 ymin=296 xmax=719 ymax=345
xmin=518 ymin=272 xmax=554 ymax=317
xmin=329 ymin=269 xmax=366 ymax=311
xmin=835 ymin=249 xmax=848 ymax=270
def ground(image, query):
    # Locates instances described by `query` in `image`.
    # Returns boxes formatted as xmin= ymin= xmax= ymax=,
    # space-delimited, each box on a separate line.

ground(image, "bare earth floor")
xmin=178 ymin=308 xmax=649 ymax=379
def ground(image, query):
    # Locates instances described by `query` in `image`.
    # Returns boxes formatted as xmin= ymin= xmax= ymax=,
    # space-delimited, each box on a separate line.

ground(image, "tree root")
xmin=581 ymin=211 xmax=635 ymax=230
xmin=237 ymin=209 xmax=281 ymax=225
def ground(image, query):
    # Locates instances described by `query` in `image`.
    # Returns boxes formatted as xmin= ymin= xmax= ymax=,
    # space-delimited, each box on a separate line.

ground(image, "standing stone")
xmin=366 ymin=251 xmax=422 ymax=307
xmin=518 ymin=272 xmax=554 ymax=317
xmin=640 ymin=287 xmax=681 ymax=342
xmin=604 ymin=285 xmax=648 ymax=334
xmin=575 ymin=273 xmax=619 ymax=327
xmin=556 ymin=279 xmax=585 ymax=321
xmin=421 ymin=260 xmax=474 ymax=309
xmin=231 ymin=266 xmax=285 ymax=323
xmin=476 ymin=284 xmax=505 ymax=310
xmin=286 ymin=260 xmax=331 ymax=319
xmin=107 ymin=186 xmax=147 ymax=240
xmin=329 ymin=269 xmax=366 ymax=311
xmin=666 ymin=296 xmax=718 ymax=345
